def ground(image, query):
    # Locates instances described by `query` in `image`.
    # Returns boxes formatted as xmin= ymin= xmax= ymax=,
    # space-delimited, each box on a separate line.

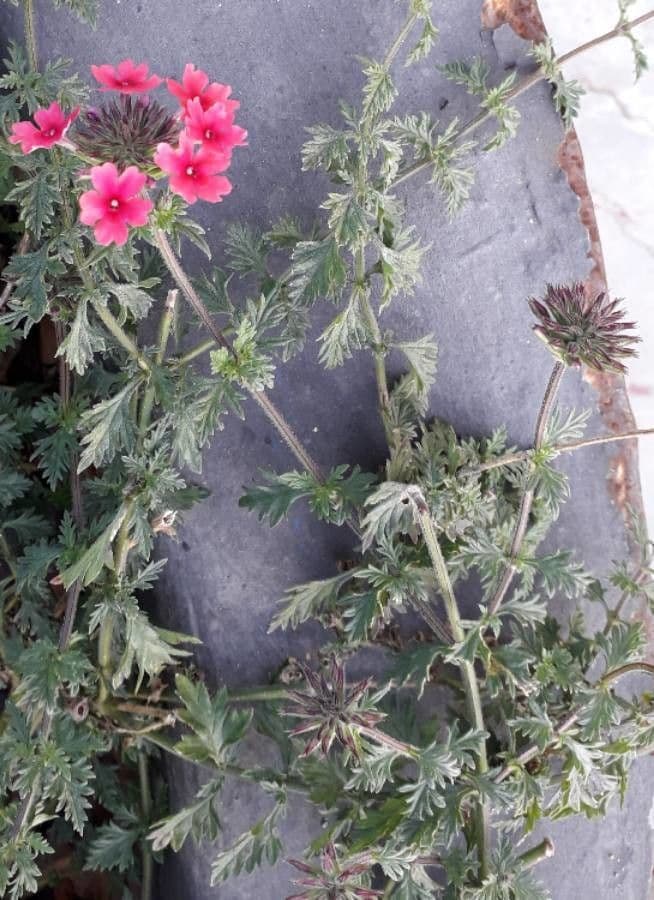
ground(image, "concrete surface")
xmin=541 ymin=1 xmax=654 ymax=529
xmin=2 ymin=1 xmax=654 ymax=897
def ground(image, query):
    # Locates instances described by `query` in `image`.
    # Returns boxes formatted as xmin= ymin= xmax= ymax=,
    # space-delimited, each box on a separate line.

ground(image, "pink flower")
xmin=167 ymin=64 xmax=239 ymax=118
xmin=91 ymin=59 xmax=162 ymax=94
xmin=154 ymin=133 xmax=232 ymax=204
xmin=183 ymin=98 xmax=247 ymax=155
xmin=9 ymin=102 xmax=79 ymax=153
xmin=79 ymin=162 xmax=153 ymax=246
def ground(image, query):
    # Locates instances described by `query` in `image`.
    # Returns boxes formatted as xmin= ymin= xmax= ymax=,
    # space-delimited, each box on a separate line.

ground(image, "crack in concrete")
xmin=582 ymin=78 xmax=654 ymax=132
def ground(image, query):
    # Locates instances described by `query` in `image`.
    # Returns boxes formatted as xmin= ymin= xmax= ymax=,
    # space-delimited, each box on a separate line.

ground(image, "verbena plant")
xmin=1 ymin=0 xmax=654 ymax=897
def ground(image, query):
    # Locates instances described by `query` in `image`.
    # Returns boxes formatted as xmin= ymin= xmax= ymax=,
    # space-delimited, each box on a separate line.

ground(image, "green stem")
xmin=391 ymin=11 xmax=654 ymax=189
xmin=408 ymin=487 xmax=490 ymax=880
xmin=602 ymin=661 xmax=654 ymax=685
xmin=138 ymin=750 xmax=154 ymax=900
xmin=463 ymin=426 xmax=654 ymax=475
xmin=359 ymin=725 xmax=419 ymax=758
xmin=495 ymin=663 xmax=654 ymax=784
xmin=141 ymin=731 xmax=310 ymax=795
xmin=173 ymin=337 xmax=217 ymax=367
xmin=487 ymin=362 xmax=565 ymax=617
xmin=382 ymin=8 xmax=419 ymax=69
xmin=226 ymin=685 xmax=292 ymax=703
xmin=519 ymin=838 xmax=555 ymax=870
xmin=97 ymin=612 xmax=115 ymax=708
xmin=358 ymin=256 xmax=391 ymax=429
xmin=23 ymin=0 xmax=38 ymax=72
xmin=92 ymin=301 xmax=151 ymax=372
xmin=139 ymin=289 xmax=177 ymax=438
xmin=152 ymin=228 xmax=326 ymax=485
xmin=98 ymin=506 xmax=134 ymax=707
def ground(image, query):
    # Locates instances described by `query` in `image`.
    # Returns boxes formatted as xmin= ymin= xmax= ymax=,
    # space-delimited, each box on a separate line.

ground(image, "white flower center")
xmin=110 ymin=198 xmax=120 ymax=209
xmin=185 ymin=166 xmax=195 ymax=176
xmin=192 ymin=95 xmax=200 ymax=102
xmin=204 ymin=129 xmax=213 ymax=140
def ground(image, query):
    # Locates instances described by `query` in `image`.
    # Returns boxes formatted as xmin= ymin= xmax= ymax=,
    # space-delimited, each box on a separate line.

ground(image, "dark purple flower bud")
xmin=528 ymin=282 xmax=640 ymax=374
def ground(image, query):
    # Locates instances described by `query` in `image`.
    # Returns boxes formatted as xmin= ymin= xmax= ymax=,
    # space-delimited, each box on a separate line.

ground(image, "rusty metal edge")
xmin=481 ymin=0 xmax=647 ymax=544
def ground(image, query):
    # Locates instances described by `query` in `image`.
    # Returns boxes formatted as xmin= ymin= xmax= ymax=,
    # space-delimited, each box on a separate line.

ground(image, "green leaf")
xmin=406 ymin=19 xmax=439 ymax=66
xmin=149 ymin=778 xmax=223 ymax=852
xmin=174 ymin=675 xmax=252 ymax=768
xmin=107 ymin=282 xmax=156 ymax=321
xmin=399 ymin=726 xmax=482 ymax=819
xmin=269 ymin=570 xmax=354 ymax=631
xmin=78 ymin=378 xmax=141 ymax=472
xmin=209 ymin=792 xmax=286 ymax=885
xmin=240 ymin=469 xmax=315 ymax=526
xmin=3 ymin=245 xmax=64 ymax=328
xmin=323 ymin=192 xmax=368 ymax=246
xmin=113 ymin=602 xmax=195 ymax=691
xmin=210 ymin=317 xmax=275 ymax=392
xmin=301 ymin=124 xmax=352 ymax=172
xmin=6 ymin=165 xmax=59 ymax=240
xmin=531 ymin=39 xmax=585 ymax=128
xmin=377 ymin=228 xmax=427 ymax=309
xmin=56 ymin=297 xmax=106 ymax=375
xmin=85 ymin=821 xmax=139 ymax=873
xmin=288 ymin=238 xmax=346 ymax=306
xmin=361 ymin=58 xmax=397 ymax=121
xmin=598 ymin=620 xmax=644 ymax=672
xmin=52 ymin=0 xmax=99 ymax=26
xmin=429 ymin=120 xmax=476 ymax=215
xmin=389 ymin=641 xmax=445 ymax=698
xmin=342 ymin=590 xmax=380 ymax=641
xmin=318 ymin=286 xmax=368 ymax=369
xmin=60 ymin=504 xmax=128 ymax=589
xmin=440 ymin=58 xmax=490 ymax=95
xmin=15 ymin=640 xmax=93 ymax=713
xmin=224 ymin=223 xmax=268 ymax=275
xmin=361 ymin=482 xmax=416 ymax=551
xmin=618 ymin=0 xmax=649 ymax=79
xmin=395 ymin=334 xmax=438 ymax=399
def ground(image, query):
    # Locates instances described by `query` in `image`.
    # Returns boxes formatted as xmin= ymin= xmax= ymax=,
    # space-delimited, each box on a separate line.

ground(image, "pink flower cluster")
xmin=8 ymin=59 xmax=247 ymax=246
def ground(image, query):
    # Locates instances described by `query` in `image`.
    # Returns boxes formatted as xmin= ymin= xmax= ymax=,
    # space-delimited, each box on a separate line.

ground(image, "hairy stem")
xmin=488 ymin=361 xmax=565 ymax=617
xmin=463 ymin=426 xmax=654 ymax=475
xmin=98 ymin=506 xmax=134 ymax=707
xmin=392 ymin=10 xmax=654 ymax=188
xmin=93 ymin=301 xmax=151 ymax=372
xmin=139 ymin=289 xmax=177 ymax=438
xmin=382 ymin=7 xmax=419 ymax=70
xmin=494 ymin=663 xmax=654 ymax=784
xmin=357 ymin=245 xmax=391 ymax=429
xmin=152 ymin=228 xmax=325 ymax=484
xmin=359 ymin=724 xmax=420 ymax=758
xmin=142 ymin=730 xmax=310 ymax=795
xmin=23 ymin=0 xmax=38 ymax=72
xmin=408 ymin=487 xmax=490 ymax=880
xmin=173 ymin=337 xmax=216 ymax=367
xmin=519 ymin=838 xmax=555 ymax=870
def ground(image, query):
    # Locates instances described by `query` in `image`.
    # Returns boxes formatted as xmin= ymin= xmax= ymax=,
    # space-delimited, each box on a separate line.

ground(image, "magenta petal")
xmin=90 ymin=162 xmax=120 ymax=196
xmin=117 ymin=165 xmax=147 ymax=198
xmin=123 ymin=196 xmax=153 ymax=227
xmin=94 ymin=217 xmax=129 ymax=246
xmin=78 ymin=190 xmax=106 ymax=226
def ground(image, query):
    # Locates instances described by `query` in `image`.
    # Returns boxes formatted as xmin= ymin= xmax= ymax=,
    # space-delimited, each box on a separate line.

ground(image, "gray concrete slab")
xmin=3 ymin=0 xmax=653 ymax=897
